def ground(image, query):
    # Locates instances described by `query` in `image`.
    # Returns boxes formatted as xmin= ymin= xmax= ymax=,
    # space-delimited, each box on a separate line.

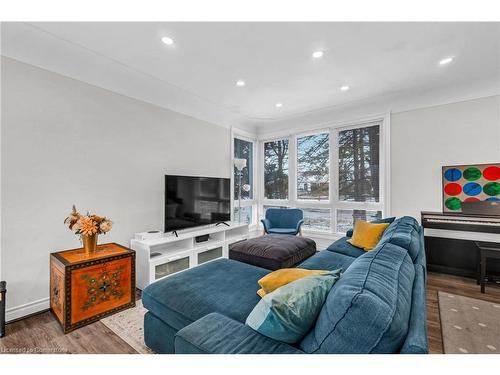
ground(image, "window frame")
xmin=231 ymin=129 xmax=258 ymax=227
xmin=257 ymin=114 xmax=390 ymax=236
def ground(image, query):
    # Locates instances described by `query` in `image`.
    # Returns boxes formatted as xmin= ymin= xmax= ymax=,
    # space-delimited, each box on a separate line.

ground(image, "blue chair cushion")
xmin=298 ymin=250 xmax=356 ymax=272
xmin=378 ymin=216 xmax=421 ymax=262
xmin=268 ymin=228 xmax=298 ymax=235
xmin=246 ymin=270 xmax=341 ymax=343
xmin=300 ymin=242 xmax=415 ymax=353
xmin=326 ymin=237 xmax=365 ymax=258
xmin=142 ymin=258 xmax=269 ymax=330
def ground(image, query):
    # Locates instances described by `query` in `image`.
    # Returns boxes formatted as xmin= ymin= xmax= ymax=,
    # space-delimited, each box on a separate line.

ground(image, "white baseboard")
xmin=6 ymin=297 xmax=50 ymax=322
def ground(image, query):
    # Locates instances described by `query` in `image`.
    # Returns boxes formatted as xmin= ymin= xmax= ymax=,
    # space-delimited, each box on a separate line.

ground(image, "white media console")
xmin=131 ymin=222 xmax=249 ymax=289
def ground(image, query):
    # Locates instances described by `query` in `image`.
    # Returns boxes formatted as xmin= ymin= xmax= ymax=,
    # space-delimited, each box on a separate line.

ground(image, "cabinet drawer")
xmin=155 ymin=255 xmax=190 ymax=280
xmin=197 ymin=246 xmax=223 ymax=265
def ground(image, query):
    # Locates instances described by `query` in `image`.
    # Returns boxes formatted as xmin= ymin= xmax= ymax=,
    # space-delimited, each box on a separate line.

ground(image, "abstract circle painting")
xmin=442 ymin=164 xmax=499 ymax=212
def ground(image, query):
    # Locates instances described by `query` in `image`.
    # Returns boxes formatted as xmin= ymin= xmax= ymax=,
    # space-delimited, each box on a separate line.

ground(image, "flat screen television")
xmin=165 ymin=175 xmax=231 ymax=232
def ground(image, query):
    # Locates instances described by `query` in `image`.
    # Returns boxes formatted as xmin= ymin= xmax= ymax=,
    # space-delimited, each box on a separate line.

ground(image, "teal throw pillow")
xmin=245 ymin=269 xmax=342 ymax=344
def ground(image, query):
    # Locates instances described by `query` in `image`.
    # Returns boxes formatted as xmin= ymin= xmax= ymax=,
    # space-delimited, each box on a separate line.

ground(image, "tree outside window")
xmin=264 ymin=139 xmax=289 ymax=199
xmin=297 ymin=133 xmax=329 ymax=200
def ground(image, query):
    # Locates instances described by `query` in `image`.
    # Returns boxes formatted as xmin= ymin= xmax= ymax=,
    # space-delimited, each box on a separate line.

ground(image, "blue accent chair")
xmin=261 ymin=208 xmax=304 ymax=235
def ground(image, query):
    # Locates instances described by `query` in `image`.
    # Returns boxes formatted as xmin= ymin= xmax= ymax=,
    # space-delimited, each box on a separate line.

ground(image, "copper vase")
xmin=82 ymin=234 xmax=98 ymax=254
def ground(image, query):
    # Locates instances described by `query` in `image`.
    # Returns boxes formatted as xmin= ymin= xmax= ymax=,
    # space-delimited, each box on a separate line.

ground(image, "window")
xmin=264 ymin=139 xmax=289 ymax=199
xmin=297 ymin=133 xmax=329 ymax=201
xmin=338 ymin=124 xmax=380 ymax=202
xmin=259 ymin=118 xmax=386 ymax=234
xmin=233 ymin=206 xmax=253 ymax=224
xmin=302 ymin=208 xmax=331 ymax=232
xmin=234 ymin=138 xmax=253 ymax=200
xmin=336 ymin=209 xmax=382 ymax=233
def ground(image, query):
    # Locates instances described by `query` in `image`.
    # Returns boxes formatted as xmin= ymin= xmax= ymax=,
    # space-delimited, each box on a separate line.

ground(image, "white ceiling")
xmin=2 ymin=22 xmax=499 ymax=133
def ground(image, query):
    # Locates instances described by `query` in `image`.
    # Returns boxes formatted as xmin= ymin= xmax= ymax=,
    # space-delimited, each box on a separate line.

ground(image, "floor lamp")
xmin=234 ymin=158 xmax=247 ymax=223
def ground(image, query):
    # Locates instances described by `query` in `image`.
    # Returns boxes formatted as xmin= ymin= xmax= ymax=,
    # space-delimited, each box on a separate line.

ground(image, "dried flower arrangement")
xmin=64 ymin=205 xmax=113 ymax=252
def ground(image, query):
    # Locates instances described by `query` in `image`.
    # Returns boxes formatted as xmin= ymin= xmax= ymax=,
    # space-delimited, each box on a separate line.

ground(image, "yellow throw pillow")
xmin=347 ymin=219 xmax=390 ymax=251
xmin=257 ymin=268 xmax=329 ymax=297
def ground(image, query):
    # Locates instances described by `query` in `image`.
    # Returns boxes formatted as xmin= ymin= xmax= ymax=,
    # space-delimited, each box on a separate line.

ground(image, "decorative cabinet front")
xmin=50 ymin=243 xmax=135 ymax=333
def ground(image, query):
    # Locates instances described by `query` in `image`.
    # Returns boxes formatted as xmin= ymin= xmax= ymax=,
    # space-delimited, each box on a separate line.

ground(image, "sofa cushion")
xmin=142 ymin=258 xmax=269 ymax=330
xmin=345 ymin=217 xmax=396 ymax=237
xmin=229 ymin=234 xmax=316 ymax=270
xmin=299 ymin=242 xmax=415 ymax=353
xmin=257 ymin=268 xmax=330 ymax=297
xmin=326 ymin=237 xmax=366 ymax=258
xmin=175 ymin=313 xmax=304 ymax=354
xmin=298 ymin=249 xmax=355 ymax=272
xmin=379 ymin=216 xmax=421 ymax=262
xmin=246 ymin=270 xmax=341 ymax=343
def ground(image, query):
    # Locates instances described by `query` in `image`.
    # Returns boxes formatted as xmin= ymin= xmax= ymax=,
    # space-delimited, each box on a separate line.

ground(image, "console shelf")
xmin=131 ymin=222 xmax=249 ymax=289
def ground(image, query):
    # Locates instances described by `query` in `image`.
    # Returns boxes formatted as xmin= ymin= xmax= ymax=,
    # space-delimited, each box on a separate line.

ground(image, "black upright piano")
xmin=421 ymin=210 xmax=500 ymax=278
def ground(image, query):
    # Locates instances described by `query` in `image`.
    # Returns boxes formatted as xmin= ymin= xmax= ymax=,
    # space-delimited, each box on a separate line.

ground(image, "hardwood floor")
xmin=1 ymin=268 xmax=499 ymax=354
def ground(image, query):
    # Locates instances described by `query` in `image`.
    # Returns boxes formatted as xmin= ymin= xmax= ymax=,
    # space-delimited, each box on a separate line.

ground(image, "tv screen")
xmin=165 ymin=175 xmax=231 ymax=232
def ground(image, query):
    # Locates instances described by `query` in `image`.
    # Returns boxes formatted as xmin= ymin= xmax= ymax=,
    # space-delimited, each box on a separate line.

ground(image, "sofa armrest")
xmin=175 ymin=312 xmax=304 ymax=354
xmin=345 ymin=228 xmax=353 ymax=237
xmin=261 ymin=218 xmax=271 ymax=233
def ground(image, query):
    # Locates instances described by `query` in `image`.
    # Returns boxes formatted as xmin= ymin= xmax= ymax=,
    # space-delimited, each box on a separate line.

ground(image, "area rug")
xmin=101 ymin=299 xmax=153 ymax=354
xmin=438 ymin=291 xmax=500 ymax=354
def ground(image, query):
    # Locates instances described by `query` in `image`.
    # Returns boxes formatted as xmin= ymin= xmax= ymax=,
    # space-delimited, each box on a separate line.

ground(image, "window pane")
xmin=303 ymin=208 xmax=331 ymax=232
xmin=234 ymin=206 xmax=252 ymax=224
xmin=297 ymin=133 xmax=329 ymax=201
xmin=338 ymin=125 xmax=380 ymax=202
xmin=264 ymin=139 xmax=289 ymax=199
xmin=336 ymin=209 xmax=382 ymax=233
xmin=234 ymin=138 xmax=253 ymax=200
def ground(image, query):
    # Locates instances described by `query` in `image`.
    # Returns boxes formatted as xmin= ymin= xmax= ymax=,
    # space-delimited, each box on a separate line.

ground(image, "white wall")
xmin=0 ymin=57 xmax=230 ymax=319
xmin=391 ymin=96 xmax=500 ymax=220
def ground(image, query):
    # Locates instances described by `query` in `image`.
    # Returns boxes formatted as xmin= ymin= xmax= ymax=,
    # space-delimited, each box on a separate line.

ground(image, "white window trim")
xmin=257 ymin=113 xmax=391 ymax=237
xmin=231 ymin=128 xmax=259 ymax=229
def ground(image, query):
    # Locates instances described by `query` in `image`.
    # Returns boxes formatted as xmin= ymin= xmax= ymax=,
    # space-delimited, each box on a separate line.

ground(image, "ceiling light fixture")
xmin=161 ymin=36 xmax=174 ymax=46
xmin=236 ymin=80 xmax=246 ymax=87
xmin=439 ymin=57 xmax=453 ymax=65
xmin=275 ymin=103 xmax=283 ymax=108
xmin=340 ymin=85 xmax=350 ymax=92
xmin=312 ymin=50 xmax=324 ymax=59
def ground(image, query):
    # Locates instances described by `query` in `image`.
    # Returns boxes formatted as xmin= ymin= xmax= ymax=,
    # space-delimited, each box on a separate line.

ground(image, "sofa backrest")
xmin=378 ymin=216 xmax=421 ymax=261
xmin=299 ymin=241 xmax=416 ymax=353
xmin=266 ymin=208 xmax=303 ymax=228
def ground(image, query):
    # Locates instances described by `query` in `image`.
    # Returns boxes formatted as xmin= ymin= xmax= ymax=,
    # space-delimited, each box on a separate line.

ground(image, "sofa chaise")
xmin=142 ymin=216 xmax=428 ymax=354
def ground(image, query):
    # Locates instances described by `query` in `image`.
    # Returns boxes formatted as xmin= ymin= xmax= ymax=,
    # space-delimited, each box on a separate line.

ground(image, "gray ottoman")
xmin=229 ymin=234 xmax=316 ymax=270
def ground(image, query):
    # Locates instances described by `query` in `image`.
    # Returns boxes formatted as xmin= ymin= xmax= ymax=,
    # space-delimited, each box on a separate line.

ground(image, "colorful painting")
xmin=442 ymin=163 xmax=500 ymax=212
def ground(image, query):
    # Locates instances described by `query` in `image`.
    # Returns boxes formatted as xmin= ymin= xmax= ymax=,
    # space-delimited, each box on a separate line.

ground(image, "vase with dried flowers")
xmin=64 ymin=205 xmax=113 ymax=254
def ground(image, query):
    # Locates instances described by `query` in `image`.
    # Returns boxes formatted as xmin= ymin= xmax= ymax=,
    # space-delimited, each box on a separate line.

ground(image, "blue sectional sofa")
xmin=142 ymin=216 xmax=428 ymax=354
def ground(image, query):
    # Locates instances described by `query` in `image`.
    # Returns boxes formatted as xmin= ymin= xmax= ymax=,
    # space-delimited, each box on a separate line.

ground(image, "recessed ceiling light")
xmin=161 ymin=36 xmax=174 ymax=46
xmin=275 ymin=103 xmax=283 ymax=108
xmin=439 ymin=57 xmax=453 ymax=65
xmin=340 ymin=85 xmax=350 ymax=92
xmin=312 ymin=50 xmax=324 ymax=59
xmin=236 ymin=80 xmax=246 ymax=87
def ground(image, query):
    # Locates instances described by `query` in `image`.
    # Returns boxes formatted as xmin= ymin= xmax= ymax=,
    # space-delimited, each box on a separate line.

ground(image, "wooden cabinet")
xmin=50 ymin=243 xmax=135 ymax=333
